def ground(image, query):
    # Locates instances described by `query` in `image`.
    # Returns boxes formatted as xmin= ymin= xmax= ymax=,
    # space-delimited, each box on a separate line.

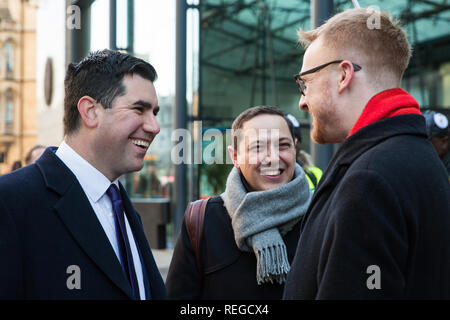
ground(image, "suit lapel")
xmin=119 ymin=183 xmax=165 ymax=300
xmin=37 ymin=149 xmax=134 ymax=299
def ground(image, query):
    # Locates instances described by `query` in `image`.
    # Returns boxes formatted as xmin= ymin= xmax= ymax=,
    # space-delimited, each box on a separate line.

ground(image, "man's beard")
xmin=311 ymin=117 xmax=329 ymax=144
xmin=310 ymin=94 xmax=336 ymax=145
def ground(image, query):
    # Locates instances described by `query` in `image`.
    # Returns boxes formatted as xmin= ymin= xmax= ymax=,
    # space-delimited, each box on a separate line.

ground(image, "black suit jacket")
xmin=0 ymin=148 xmax=166 ymax=299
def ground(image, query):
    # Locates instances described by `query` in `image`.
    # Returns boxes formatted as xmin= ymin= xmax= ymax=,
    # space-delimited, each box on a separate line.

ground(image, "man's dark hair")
xmin=63 ymin=49 xmax=158 ymax=136
xmin=231 ymin=106 xmax=295 ymax=151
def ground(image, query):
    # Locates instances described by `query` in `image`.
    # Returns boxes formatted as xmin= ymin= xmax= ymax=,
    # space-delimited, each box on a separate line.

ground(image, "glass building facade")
xmin=196 ymin=0 xmax=450 ymax=197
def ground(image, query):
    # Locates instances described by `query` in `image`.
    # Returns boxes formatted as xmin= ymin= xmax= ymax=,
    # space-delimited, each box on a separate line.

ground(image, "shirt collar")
xmin=55 ymin=140 xmax=119 ymax=203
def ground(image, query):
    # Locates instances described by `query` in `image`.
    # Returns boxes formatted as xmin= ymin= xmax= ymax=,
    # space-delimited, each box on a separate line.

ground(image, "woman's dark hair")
xmin=11 ymin=160 xmax=22 ymax=171
xmin=63 ymin=49 xmax=158 ymax=136
xmin=25 ymin=144 xmax=46 ymax=165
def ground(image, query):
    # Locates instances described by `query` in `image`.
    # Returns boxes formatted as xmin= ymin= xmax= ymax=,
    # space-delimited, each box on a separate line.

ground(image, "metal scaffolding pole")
xmin=110 ymin=0 xmax=117 ymax=50
xmin=127 ymin=0 xmax=134 ymax=54
xmin=310 ymin=0 xmax=335 ymax=171
xmin=173 ymin=0 xmax=188 ymax=240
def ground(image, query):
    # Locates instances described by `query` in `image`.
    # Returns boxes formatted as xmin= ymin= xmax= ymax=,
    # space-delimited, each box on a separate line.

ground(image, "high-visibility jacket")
xmin=304 ymin=166 xmax=323 ymax=193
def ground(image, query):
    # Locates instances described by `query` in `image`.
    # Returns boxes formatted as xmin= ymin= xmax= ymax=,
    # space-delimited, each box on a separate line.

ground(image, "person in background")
xmin=0 ymin=49 xmax=166 ymax=300
xmin=142 ymin=163 xmax=163 ymax=197
xmin=284 ymin=8 xmax=450 ymax=299
xmin=24 ymin=145 xmax=46 ymax=165
xmin=135 ymin=162 xmax=163 ymax=198
xmin=285 ymin=113 xmax=323 ymax=192
xmin=11 ymin=161 xmax=22 ymax=172
xmin=166 ymin=106 xmax=311 ymax=299
xmin=422 ymin=110 xmax=449 ymax=178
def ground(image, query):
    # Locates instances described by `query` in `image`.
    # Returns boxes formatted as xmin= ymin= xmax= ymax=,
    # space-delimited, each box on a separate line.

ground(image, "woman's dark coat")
xmin=166 ymin=196 xmax=301 ymax=300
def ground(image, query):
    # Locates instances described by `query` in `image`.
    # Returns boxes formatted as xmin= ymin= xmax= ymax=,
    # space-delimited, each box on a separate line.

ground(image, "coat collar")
xmin=348 ymin=88 xmax=421 ymax=137
xmin=55 ymin=140 xmax=116 ymax=203
xmin=36 ymin=148 xmax=136 ymax=299
xmin=332 ymin=114 xmax=426 ymax=168
xmin=302 ymin=114 xmax=427 ymax=230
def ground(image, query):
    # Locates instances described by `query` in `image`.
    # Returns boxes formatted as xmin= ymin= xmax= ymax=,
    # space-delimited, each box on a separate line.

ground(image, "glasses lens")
xmin=296 ymin=77 xmax=306 ymax=96
xmin=300 ymin=81 xmax=306 ymax=96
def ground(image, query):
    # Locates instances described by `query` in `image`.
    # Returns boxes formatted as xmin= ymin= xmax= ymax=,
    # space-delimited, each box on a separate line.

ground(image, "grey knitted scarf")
xmin=221 ymin=163 xmax=312 ymax=285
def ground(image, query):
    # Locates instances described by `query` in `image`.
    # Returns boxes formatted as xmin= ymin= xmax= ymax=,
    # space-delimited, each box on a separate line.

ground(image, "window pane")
xmin=90 ymin=0 xmax=110 ymax=51
xmin=5 ymin=96 xmax=14 ymax=125
xmin=4 ymin=42 xmax=14 ymax=72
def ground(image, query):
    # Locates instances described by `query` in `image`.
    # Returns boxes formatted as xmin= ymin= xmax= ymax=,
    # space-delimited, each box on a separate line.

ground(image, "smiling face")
xmin=230 ymin=114 xmax=296 ymax=192
xmin=92 ymin=73 xmax=160 ymax=181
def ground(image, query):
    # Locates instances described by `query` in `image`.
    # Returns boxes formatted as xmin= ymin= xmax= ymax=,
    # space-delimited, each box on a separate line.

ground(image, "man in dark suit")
xmin=0 ymin=49 xmax=166 ymax=299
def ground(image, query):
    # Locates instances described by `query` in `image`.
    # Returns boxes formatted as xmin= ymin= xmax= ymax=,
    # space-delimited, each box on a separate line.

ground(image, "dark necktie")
xmin=106 ymin=184 xmax=141 ymax=300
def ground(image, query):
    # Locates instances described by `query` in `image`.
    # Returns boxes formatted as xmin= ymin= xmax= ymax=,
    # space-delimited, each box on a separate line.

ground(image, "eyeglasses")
xmin=294 ymin=60 xmax=362 ymax=96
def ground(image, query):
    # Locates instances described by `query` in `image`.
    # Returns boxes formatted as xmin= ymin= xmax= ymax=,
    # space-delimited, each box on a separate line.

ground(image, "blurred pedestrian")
xmin=24 ymin=145 xmax=46 ymax=165
xmin=422 ymin=110 xmax=449 ymax=178
xmin=166 ymin=106 xmax=312 ymax=299
xmin=11 ymin=161 xmax=22 ymax=172
xmin=284 ymin=8 xmax=450 ymax=299
xmin=135 ymin=163 xmax=163 ymax=198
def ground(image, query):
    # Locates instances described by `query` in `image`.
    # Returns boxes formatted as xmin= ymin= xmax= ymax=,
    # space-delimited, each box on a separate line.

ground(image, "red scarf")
xmin=348 ymin=88 xmax=421 ymax=137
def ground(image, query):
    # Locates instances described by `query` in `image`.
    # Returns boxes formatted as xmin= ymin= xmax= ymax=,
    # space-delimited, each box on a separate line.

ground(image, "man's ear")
xmin=227 ymin=145 xmax=240 ymax=169
xmin=77 ymin=96 xmax=100 ymax=129
xmin=338 ymin=61 xmax=356 ymax=94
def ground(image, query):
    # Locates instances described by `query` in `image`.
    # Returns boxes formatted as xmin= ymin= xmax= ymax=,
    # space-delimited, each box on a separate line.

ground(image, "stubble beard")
xmin=310 ymin=90 xmax=336 ymax=145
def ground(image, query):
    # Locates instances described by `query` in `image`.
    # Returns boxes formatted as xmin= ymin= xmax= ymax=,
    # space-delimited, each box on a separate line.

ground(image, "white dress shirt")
xmin=56 ymin=141 xmax=146 ymax=300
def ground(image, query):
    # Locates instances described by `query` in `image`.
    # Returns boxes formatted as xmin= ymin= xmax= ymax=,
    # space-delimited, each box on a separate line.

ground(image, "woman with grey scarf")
xmin=166 ymin=106 xmax=312 ymax=299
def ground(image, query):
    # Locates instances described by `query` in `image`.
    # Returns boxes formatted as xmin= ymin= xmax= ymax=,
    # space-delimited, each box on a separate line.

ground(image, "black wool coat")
xmin=283 ymin=115 xmax=450 ymax=300
xmin=0 ymin=148 xmax=166 ymax=299
xmin=166 ymin=196 xmax=301 ymax=300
